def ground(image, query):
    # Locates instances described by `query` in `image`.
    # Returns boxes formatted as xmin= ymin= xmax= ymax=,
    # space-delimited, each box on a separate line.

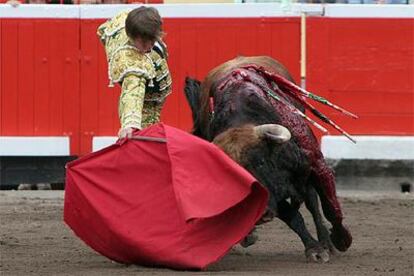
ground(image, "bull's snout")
xmin=253 ymin=124 xmax=291 ymax=143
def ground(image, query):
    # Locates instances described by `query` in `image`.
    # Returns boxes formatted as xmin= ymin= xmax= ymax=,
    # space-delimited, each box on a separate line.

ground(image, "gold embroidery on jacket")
xmin=97 ymin=10 xmax=172 ymax=130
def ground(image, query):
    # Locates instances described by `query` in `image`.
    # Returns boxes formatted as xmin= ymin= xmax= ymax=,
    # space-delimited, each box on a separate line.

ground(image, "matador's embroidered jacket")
xmin=97 ymin=11 xmax=172 ymax=130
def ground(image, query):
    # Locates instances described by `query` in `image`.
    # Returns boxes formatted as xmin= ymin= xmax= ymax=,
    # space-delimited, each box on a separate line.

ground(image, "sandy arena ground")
xmin=0 ymin=190 xmax=413 ymax=276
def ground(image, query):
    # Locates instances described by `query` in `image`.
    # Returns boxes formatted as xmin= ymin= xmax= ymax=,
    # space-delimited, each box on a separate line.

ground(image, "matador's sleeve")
xmin=119 ymin=73 xmax=146 ymax=130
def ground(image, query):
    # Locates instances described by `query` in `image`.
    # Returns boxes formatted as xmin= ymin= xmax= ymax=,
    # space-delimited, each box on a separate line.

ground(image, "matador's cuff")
xmin=119 ymin=74 xmax=146 ymax=129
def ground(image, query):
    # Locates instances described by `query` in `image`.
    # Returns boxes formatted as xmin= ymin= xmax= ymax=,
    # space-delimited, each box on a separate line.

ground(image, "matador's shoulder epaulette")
xmin=96 ymin=10 xmax=156 ymax=87
xmin=109 ymin=48 xmax=156 ymax=87
xmin=97 ymin=10 xmax=129 ymax=42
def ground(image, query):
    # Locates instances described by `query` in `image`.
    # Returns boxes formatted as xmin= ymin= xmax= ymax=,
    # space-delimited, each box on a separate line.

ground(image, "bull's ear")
xmin=254 ymin=124 xmax=291 ymax=144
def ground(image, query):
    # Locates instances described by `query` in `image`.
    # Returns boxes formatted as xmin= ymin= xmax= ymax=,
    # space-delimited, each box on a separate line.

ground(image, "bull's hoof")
xmin=330 ymin=224 xmax=352 ymax=252
xmin=323 ymin=239 xmax=337 ymax=255
xmin=240 ymin=229 xmax=258 ymax=248
xmin=305 ymin=246 xmax=330 ymax=263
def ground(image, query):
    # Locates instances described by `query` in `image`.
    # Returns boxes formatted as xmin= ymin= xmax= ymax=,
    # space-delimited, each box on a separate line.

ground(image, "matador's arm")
xmin=119 ymin=74 xmax=146 ymax=130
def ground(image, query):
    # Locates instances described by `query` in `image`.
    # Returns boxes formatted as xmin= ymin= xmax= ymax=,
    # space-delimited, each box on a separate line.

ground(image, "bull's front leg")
xmin=239 ymin=208 xmax=275 ymax=248
xmin=304 ymin=184 xmax=334 ymax=253
xmin=277 ymin=200 xmax=329 ymax=263
xmin=240 ymin=227 xmax=258 ymax=248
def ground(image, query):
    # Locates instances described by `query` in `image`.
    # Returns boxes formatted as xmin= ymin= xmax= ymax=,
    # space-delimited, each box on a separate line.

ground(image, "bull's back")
xmin=196 ymin=56 xmax=296 ymax=140
xmin=204 ymin=56 xmax=294 ymax=93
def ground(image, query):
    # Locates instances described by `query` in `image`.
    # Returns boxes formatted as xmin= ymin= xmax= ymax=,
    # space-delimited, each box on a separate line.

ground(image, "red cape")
xmin=64 ymin=123 xmax=268 ymax=269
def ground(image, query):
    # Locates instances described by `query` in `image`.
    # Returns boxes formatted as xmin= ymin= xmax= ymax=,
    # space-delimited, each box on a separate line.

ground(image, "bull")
xmin=184 ymin=56 xmax=353 ymax=262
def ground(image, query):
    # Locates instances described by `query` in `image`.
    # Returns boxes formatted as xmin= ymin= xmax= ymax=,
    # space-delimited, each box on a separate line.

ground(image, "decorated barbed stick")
xmin=307 ymin=101 xmax=356 ymax=143
xmin=242 ymin=65 xmax=357 ymax=142
xmin=264 ymin=88 xmax=329 ymax=134
xmin=245 ymin=64 xmax=358 ymax=119
xmin=235 ymin=71 xmax=329 ymax=134
xmin=271 ymin=80 xmax=356 ymax=143
xmin=289 ymin=92 xmax=356 ymax=143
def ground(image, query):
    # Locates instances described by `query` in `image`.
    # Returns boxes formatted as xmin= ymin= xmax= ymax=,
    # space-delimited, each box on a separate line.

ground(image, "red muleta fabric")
xmin=64 ymin=123 xmax=268 ymax=269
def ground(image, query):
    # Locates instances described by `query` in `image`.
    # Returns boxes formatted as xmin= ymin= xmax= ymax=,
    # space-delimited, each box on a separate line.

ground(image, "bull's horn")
xmin=254 ymin=124 xmax=291 ymax=143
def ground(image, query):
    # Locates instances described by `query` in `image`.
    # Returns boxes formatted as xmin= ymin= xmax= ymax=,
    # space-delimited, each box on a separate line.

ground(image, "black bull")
xmin=184 ymin=56 xmax=352 ymax=262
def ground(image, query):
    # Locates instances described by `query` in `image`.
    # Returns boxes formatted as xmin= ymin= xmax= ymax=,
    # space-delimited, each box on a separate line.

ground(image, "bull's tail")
xmin=184 ymin=77 xmax=203 ymax=136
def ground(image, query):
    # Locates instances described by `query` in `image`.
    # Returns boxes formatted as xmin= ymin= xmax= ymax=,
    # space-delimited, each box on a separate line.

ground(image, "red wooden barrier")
xmin=307 ymin=17 xmax=414 ymax=137
xmin=1 ymin=18 xmax=81 ymax=153
xmin=1 ymin=5 xmax=413 ymax=156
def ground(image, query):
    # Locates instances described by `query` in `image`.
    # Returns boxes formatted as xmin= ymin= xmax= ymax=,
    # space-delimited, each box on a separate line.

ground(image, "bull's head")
xmin=213 ymin=123 xmax=302 ymax=213
xmin=212 ymin=124 xmax=291 ymax=165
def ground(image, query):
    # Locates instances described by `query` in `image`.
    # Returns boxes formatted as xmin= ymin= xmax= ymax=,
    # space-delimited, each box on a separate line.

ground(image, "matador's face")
xmin=134 ymin=37 xmax=155 ymax=54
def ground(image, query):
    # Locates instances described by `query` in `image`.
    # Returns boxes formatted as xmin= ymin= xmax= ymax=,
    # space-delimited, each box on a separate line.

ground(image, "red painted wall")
xmin=307 ymin=18 xmax=414 ymax=137
xmin=0 ymin=18 xmax=81 ymax=153
xmin=1 ymin=16 xmax=413 ymax=155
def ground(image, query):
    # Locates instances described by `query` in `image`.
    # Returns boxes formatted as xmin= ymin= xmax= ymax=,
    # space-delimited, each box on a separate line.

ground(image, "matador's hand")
xmin=118 ymin=127 xmax=139 ymax=139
